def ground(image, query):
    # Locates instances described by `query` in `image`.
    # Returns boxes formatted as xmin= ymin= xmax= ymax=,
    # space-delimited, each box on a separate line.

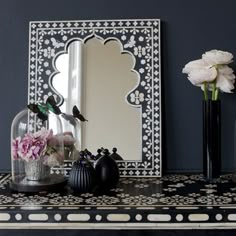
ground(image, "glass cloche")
xmin=59 ymin=105 xmax=87 ymax=161
xmin=60 ymin=113 xmax=81 ymax=161
xmin=10 ymin=108 xmax=67 ymax=192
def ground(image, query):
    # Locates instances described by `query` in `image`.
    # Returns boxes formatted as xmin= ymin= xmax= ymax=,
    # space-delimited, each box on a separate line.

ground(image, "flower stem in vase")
xmin=215 ymin=88 xmax=219 ymax=101
xmin=203 ymin=82 xmax=208 ymax=101
xmin=211 ymin=82 xmax=217 ymax=101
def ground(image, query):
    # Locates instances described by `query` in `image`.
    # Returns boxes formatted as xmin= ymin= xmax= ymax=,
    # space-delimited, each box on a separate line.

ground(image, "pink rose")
xmin=18 ymin=136 xmax=47 ymax=161
xmin=30 ymin=138 xmax=47 ymax=160
xmin=47 ymin=134 xmax=63 ymax=146
xmin=18 ymin=135 xmax=34 ymax=160
xmin=13 ymin=128 xmax=62 ymax=163
xmin=63 ymin=132 xmax=76 ymax=146
xmin=12 ymin=137 xmax=21 ymax=159
xmin=33 ymin=127 xmax=53 ymax=141
xmin=16 ymin=128 xmax=51 ymax=161
xmin=63 ymin=131 xmax=73 ymax=136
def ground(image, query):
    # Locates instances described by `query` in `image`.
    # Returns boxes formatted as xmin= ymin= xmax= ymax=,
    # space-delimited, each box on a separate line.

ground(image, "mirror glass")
xmin=53 ymin=38 xmax=141 ymax=160
xmin=28 ymin=19 xmax=161 ymax=177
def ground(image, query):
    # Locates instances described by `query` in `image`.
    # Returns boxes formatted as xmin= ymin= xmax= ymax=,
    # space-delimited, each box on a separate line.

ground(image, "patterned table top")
xmin=1 ymin=173 xmax=236 ymax=229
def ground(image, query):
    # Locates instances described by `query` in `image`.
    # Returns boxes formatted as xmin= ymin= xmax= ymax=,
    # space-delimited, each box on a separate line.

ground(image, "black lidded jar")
xmin=95 ymin=149 xmax=119 ymax=191
xmin=68 ymin=152 xmax=96 ymax=193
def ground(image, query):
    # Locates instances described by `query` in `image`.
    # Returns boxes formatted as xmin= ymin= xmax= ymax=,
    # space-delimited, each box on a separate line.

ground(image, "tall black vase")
xmin=203 ymin=100 xmax=221 ymax=180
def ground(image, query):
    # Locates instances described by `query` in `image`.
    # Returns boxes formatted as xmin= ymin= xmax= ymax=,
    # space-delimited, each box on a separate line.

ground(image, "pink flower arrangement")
xmin=12 ymin=127 xmax=64 ymax=166
xmin=47 ymin=131 xmax=76 ymax=147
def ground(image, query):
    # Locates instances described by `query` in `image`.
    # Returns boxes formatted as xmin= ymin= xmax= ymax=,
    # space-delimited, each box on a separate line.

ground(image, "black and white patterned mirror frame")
xmin=28 ymin=19 xmax=161 ymax=177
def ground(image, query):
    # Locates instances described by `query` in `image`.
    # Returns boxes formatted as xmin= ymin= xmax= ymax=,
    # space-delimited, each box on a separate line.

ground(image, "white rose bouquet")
xmin=183 ymin=50 xmax=236 ymax=180
xmin=182 ymin=49 xmax=235 ymax=100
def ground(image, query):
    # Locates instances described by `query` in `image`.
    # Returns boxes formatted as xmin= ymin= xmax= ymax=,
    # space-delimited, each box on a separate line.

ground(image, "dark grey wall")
xmin=1 ymin=0 xmax=236 ymax=173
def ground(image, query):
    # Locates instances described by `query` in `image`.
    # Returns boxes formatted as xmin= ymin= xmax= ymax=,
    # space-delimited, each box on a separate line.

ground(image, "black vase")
xmin=68 ymin=158 xmax=96 ymax=193
xmin=95 ymin=150 xmax=119 ymax=191
xmin=203 ymin=100 xmax=221 ymax=180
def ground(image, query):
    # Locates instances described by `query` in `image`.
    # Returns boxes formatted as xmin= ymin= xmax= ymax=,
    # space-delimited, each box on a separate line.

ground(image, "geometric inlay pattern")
xmin=28 ymin=19 xmax=161 ymax=177
xmin=1 ymin=174 xmax=236 ymax=229
xmin=0 ymin=174 xmax=236 ymax=207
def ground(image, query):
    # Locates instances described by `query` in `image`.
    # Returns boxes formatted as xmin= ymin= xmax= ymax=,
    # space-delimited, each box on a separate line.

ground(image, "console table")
xmin=1 ymin=173 xmax=236 ymax=229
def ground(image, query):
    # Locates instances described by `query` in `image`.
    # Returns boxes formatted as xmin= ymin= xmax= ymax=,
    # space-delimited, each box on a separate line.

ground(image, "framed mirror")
xmin=28 ymin=19 xmax=161 ymax=177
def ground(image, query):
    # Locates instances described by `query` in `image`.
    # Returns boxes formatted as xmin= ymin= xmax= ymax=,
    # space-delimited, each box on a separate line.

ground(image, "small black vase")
xmin=68 ymin=157 xmax=96 ymax=193
xmin=95 ymin=149 xmax=119 ymax=191
xmin=203 ymin=100 xmax=221 ymax=180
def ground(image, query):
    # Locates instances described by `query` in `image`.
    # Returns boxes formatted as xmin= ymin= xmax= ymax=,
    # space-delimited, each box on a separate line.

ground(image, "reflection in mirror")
xmin=53 ymin=38 xmax=141 ymax=160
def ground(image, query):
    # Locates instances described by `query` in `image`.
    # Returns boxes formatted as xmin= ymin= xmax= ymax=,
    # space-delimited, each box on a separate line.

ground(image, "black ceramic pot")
xmin=203 ymin=100 xmax=221 ymax=180
xmin=68 ymin=157 xmax=96 ymax=193
xmin=95 ymin=149 xmax=119 ymax=191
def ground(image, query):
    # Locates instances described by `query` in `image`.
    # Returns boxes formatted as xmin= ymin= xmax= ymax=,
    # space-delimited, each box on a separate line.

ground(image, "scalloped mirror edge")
xmin=52 ymin=37 xmax=142 ymax=161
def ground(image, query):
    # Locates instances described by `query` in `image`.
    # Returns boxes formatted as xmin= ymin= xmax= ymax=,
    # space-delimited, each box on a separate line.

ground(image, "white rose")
xmin=217 ymin=66 xmax=235 ymax=80
xmin=183 ymin=50 xmax=235 ymax=95
xmin=202 ymin=49 xmax=233 ymax=65
xmin=216 ymin=78 xmax=235 ymax=93
xmin=182 ymin=59 xmax=209 ymax=74
xmin=186 ymin=67 xmax=217 ymax=86
xmin=216 ymin=65 xmax=235 ymax=93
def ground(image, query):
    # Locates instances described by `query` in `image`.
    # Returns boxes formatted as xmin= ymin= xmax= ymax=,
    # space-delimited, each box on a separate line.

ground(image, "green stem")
xmin=203 ymin=82 xmax=208 ymax=100
xmin=215 ymin=88 xmax=219 ymax=100
xmin=212 ymin=82 xmax=216 ymax=101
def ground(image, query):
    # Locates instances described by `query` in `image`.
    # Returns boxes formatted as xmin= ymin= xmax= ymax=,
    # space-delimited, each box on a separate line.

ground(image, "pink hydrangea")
xmin=13 ymin=128 xmax=54 ymax=162
xmin=18 ymin=133 xmax=47 ymax=161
